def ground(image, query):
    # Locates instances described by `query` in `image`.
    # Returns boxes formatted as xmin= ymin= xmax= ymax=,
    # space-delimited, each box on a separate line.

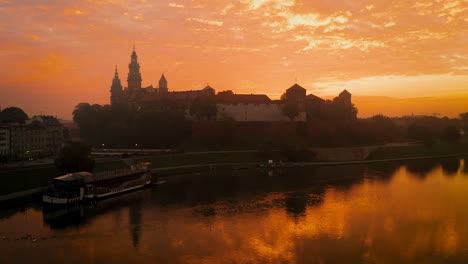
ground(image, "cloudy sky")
xmin=0 ymin=0 xmax=467 ymax=119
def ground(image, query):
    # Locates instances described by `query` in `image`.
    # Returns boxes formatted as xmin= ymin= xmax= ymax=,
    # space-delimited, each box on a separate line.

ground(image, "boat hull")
xmin=43 ymin=169 xmax=153 ymax=206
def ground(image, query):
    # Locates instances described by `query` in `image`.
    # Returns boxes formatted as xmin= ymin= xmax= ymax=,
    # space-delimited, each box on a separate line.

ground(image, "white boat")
xmin=43 ymin=162 xmax=153 ymax=205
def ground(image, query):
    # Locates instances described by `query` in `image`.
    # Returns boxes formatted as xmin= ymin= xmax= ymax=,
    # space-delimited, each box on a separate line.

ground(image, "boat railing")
xmin=93 ymin=166 xmax=148 ymax=181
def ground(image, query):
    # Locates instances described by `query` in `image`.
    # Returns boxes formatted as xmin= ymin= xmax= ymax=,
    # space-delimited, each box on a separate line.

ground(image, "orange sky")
xmin=0 ymin=0 xmax=467 ymax=119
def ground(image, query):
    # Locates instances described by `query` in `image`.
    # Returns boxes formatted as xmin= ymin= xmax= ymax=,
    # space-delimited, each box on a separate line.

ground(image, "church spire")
xmin=159 ymin=73 xmax=168 ymax=93
xmin=128 ymin=47 xmax=142 ymax=91
xmin=111 ymin=65 xmax=123 ymax=105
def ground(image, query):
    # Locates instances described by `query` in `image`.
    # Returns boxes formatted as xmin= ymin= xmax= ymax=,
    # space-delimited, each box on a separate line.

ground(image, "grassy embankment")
xmin=368 ymin=141 xmax=468 ymax=160
xmin=1 ymin=141 xmax=467 ymax=196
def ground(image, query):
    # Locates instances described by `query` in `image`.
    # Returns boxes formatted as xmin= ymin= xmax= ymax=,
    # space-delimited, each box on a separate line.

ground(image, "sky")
xmin=0 ymin=0 xmax=467 ymax=119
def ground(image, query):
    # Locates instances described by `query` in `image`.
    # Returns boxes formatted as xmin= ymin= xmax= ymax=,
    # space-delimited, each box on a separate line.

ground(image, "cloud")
xmin=27 ymin=34 xmax=41 ymax=40
xmin=186 ymin=17 xmax=223 ymax=26
xmin=64 ymin=8 xmax=88 ymax=16
xmin=0 ymin=0 xmax=467 ymax=119
xmin=168 ymin=2 xmax=184 ymax=8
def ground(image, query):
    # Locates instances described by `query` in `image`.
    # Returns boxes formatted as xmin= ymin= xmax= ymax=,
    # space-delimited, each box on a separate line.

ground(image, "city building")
xmin=0 ymin=126 xmax=10 ymax=157
xmin=8 ymin=116 xmax=64 ymax=160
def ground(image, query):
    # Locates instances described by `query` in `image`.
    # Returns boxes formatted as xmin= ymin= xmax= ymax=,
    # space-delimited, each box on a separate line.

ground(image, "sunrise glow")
xmin=0 ymin=0 xmax=467 ymax=119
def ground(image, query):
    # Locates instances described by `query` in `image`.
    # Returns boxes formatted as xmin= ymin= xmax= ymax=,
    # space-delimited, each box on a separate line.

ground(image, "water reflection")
xmin=441 ymin=158 xmax=461 ymax=177
xmin=1 ymin=157 xmax=468 ymax=263
xmin=129 ymin=200 xmax=142 ymax=248
xmin=405 ymin=159 xmax=439 ymax=179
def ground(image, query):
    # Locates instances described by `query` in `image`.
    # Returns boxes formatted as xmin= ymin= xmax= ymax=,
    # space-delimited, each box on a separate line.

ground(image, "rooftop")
xmin=217 ymin=94 xmax=272 ymax=104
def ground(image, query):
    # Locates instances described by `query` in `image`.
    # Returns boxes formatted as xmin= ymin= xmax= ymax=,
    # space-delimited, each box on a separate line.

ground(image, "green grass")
xmin=368 ymin=141 xmax=468 ymax=160
xmin=0 ymin=166 xmax=58 ymax=196
xmin=134 ymin=151 xmax=274 ymax=169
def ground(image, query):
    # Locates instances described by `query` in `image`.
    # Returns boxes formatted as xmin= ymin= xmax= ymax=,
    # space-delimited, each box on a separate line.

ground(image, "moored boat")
xmin=43 ymin=162 xmax=153 ymax=205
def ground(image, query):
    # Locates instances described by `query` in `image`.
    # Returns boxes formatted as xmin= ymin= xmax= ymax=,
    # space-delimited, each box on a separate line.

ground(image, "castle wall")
xmin=217 ymin=103 xmax=306 ymax=122
xmin=192 ymin=121 xmax=298 ymax=142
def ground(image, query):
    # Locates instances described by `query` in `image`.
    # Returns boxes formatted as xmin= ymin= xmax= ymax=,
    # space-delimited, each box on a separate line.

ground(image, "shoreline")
xmin=153 ymin=152 xmax=468 ymax=171
xmin=1 ymin=153 xmax=467 ymax=205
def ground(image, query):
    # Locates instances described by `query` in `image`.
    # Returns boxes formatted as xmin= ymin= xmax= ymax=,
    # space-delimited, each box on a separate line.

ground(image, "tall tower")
xmin=159 ymin=73 xmax=168 ymax=93
xmin=127 ymin=46 xmax=142 ymax=91
xmin=110 ymin=66 xmax=123 ymax=105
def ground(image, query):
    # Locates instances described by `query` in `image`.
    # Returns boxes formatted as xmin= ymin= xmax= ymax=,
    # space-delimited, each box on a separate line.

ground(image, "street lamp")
xmin=135 ymin=144 xmax=139 ymax=152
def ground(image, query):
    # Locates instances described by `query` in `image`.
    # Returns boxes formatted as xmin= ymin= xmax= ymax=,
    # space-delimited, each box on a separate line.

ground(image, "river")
xmin=1 ymin=158 xmax=468 ymax=263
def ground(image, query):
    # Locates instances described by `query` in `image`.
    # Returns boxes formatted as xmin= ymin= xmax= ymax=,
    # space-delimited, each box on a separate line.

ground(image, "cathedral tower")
xmin=159 ymin=73 xmax=168 ymax=93
xmin=127 ymin=46 xmax=142 ymax=91
xmin=110 ymin=66 xmax=123 ymax=105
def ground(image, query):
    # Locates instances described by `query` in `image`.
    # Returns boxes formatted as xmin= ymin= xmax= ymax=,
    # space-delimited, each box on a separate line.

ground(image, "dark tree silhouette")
xmin=217 ymin=90 xmax=234 ymax=96
xmin=190 ymin=96 xmax=218 ymax=120
xmin=0 ymin=107 xmax=28 ymax=124
xmin=460 ymin=112 xmax=468 ymax=134
xmin=55 ymin=141 xmax=95 ymax=174
xmin=441 ymin=126 xmax=460 ymax=142
xmin=282 ymin=101 xmax=299 ymax=121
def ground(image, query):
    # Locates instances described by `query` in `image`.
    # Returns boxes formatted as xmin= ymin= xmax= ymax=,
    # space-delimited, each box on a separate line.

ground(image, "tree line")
xmin=72 ymin=99 xmax=468 ymax=151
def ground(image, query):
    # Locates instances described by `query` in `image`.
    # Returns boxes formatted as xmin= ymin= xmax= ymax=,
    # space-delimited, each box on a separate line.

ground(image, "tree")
xmin=0 ymin=107 xmax=28 ymax=124
xmin=0 ymin=155 xmax=8 ymax=167
xmin=441 ymin=126 xmax=460 ymax=142
xmin=282 ymin=101 xmax=299 ymax=121
xmin=461 ymin=112 xmax=468 ymax=135
xmin=190 ymin=96 xmax=218 ymax=120
xmin=55 ymin=141 xmax=95 ymax=174
xmin=366 ymin=114 xmax=397 ymax=143
xmin=407 ymin=124 xmax=432 ymax=146
xmin=321 ymin=99 xmax=358 ymax=121
xmin=217 ymin=90 xmax=234 ymax=96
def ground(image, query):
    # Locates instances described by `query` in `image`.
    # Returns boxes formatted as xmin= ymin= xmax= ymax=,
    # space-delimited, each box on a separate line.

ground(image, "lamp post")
xmin=135 ymin=143 xmax=139 ymax=152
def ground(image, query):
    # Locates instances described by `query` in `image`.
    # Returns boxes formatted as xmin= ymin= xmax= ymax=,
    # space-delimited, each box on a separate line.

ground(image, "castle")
xmin=110 ymin=47 xmax=214 ymax=109
xmin=110 ymin=48 xmax=353 ymax=122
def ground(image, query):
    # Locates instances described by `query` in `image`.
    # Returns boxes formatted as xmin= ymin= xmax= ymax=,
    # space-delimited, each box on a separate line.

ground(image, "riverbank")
xmin=1 ymin=141 xmax=467 ymax=199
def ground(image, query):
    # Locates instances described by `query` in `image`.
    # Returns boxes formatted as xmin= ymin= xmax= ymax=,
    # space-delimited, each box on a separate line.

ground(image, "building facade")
xmin=6 ymin=116 xmax=64 ymax=160
xmin=0 ymin=126 xmax=10 ymax=157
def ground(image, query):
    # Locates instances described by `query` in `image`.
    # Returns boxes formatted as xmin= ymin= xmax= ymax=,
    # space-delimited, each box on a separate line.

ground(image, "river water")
xmin=1 ymin=158 xmax=468 ymax=263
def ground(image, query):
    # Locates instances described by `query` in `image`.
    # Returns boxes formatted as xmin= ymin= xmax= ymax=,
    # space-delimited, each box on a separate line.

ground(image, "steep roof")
xmin=217 ymin=94 xmax=271 ymax=104
xmin=340 ymin=89 xmax=351 ymax=95
xmin=307 ymin=94 xmax=325 ymax=101
xmin=287 ymin=83 xmax=306 ymax=91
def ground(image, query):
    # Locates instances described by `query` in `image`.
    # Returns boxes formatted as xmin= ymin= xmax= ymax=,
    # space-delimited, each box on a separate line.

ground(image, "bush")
xmin=441 ymin=126 xmax=460 ymax=142
xmin=55 ymin=141 xmax=95 ymax=174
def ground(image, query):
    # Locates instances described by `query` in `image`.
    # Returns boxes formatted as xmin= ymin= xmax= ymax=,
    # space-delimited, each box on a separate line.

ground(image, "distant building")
xmin=0 ymin=126 xmax=10 ymax=157
xmin=109 ymin=48 xmax=352 ymax=122
xmin=8 ymin=116 xmax=64 ymax=160
xmin=10 ymin=122 xmax=47 ymax=160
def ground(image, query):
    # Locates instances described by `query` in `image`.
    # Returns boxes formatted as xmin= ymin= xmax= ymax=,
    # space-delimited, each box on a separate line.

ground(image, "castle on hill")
xmin=110 ymin=48 xmax=354 ymax=122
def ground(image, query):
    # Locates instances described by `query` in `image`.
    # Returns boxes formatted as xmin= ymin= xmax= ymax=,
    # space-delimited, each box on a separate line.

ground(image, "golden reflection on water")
xmin=1 ymin=159 xmax=468 ymax=263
